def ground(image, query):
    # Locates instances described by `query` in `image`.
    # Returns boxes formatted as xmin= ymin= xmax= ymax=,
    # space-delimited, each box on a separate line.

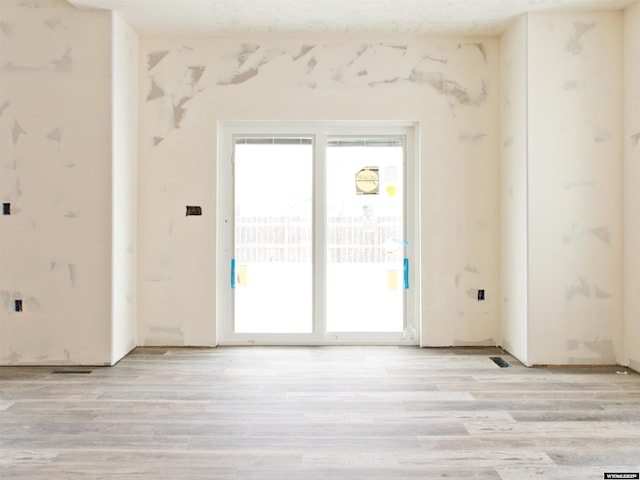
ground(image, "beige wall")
xmin=111 ymin=13 xmax=139 ymax=363
xmin=624 ymin=2 xmax=640 ymax=372
xmin=137 ymin=36 xmax=501 ymax=347
xmin=500 ymin=11 xmax=627 ymax=366
xmin=0 ymin=0 xmax=137 ymax=365
xmin=2 ymin=0 xmax=638 ymax=366
xmin=527 ymin=12 xmax=624 ymax=365
xmin=0 ymin=0 xmax=113 ymax=364
xmin=500 ymin=16 xmax=529 ymax=364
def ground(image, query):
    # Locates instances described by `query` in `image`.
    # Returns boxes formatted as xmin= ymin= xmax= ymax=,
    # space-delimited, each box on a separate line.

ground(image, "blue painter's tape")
xmin=231 ymin=259 xmax=236 ymax=289
xmin=391 ymin=237 xmax=409 ymax=247
xmin=403 ymin=258 xmax=409 ymax=289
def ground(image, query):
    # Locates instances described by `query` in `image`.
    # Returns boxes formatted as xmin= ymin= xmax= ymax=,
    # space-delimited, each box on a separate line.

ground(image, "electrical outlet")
xmin=14 ymin=299 xmax=22 ymax=312
xmin=477 ymin=289 xmax=485 ymax=301
xmin=186 ymin=205 xmax=202 ymax=216
xmin=2 ymin=203 xmax=10 ymax=215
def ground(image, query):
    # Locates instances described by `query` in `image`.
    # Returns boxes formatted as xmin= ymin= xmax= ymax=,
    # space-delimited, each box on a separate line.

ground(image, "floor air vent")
xmin=51 ymin=369 xmax=93 ymax=375
xmin=490 ymin=356 xmax=511 ymax=368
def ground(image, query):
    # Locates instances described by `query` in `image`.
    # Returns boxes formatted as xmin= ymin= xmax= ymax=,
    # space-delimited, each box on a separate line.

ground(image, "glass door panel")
xmin=325 ymin=137 xmax=405 ymax=333
xmin=233 ymin=137 xmax=313 ymax=333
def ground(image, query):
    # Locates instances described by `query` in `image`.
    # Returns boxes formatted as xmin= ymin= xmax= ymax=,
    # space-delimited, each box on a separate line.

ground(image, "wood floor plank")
xmin=1 ymin=346 xmax=639 ymax=479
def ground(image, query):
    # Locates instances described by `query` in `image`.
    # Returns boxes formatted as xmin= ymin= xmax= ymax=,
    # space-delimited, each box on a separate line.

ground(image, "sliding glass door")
xmin=325 ymin=137 xmax=405 ymax=333
xmin=219 ymin=124 xmax=416 ymax=344
xmin=233 ymin=138 xmax=313 ymax=333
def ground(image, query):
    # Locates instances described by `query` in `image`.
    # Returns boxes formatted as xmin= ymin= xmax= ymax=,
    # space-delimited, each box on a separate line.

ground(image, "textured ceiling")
xmin=68 ymin=0 xmax=637 ymax=36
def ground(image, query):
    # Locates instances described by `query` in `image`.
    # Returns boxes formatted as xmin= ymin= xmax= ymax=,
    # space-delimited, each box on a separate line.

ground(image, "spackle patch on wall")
xmin=147 ymin=50 xmax=169 ymax=70
xmin=0 ymin=291 xmax=21 ymax=311
xmin=565 ymin=22 xmax=595 ymax=55
xmin=12 ymin=120 xmax=26 ymax=145
xmin=187 ymin=66 xmax=206 ymax=86
xmin=146 ymin=79 xmax=165 ymax=101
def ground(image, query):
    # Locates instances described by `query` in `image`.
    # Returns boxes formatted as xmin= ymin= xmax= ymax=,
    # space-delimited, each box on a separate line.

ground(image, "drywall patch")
xmin=0 ymin=101 xmax=10 ymax=116
xmin=409 ymin=70 xmax=471 ymax=104
xmin=423 ymin=54 xmax=448 ymax=64
xmin=147 ymin=50 xmax=169 ymax=71
xmin=68 ymin=264 xmax=76 ymax=289
xmin=0 ymin=21 xmax=13 ymax=37
xmin=466 ymin=288 xmax=479 ymax=300
xmin=563 ymin=224 xmax=611 ymax=246
xmin=237 ymin=43 xmax=260 ymax=66
xmin=293 ymin=45 xmax=315 ymax=61
xmin=145 ymin=258 xmax=174 ymax=282
xmin=459 ymin=133 xmax=488 ymax=143
xmin=48 ymin=262 xmax=76 ymax=289
xmin=594 ymin=286 xmax=612 ymax=299
xmin=306 ymin=57 xmax=317 ymax=73
xmin=566 ymin=22 xmax=595 ymax=55
xmin=589 ymin=226 xmax=611 ymax=246
xmin=46 ymin=127 xmax=62 ymax=144
xmin=172 ymin=96 xmax=191 ymax=128
xmin=387 ymin=44 xmax=408 ymax=52
xmin=594 ymin=128 xmax=612 ymax=143
xmin=144 ymin=327 xmax=185 ymax=346
xmin=459 ymin=42 xmax=487 ymax=62
xmin=403 ymin=70 xmax=488 ymax=109
xmin=187 ymin=66 xmax=205 ymax=87
xmin=566 ymin=276 xmax=591 ymax=301
xmin=221 ymin=67 xmax=259 ymax=86
xmin=567 ymin=339 xmax=615 ymax=362
xmin=632 ymin=132 xmax=640 ymax=146
xmin=51 ymin=47 xmax=72 ymax=72
xmin=4 ymin=349 xmax=21 ymax=364
xmin=12 ymin=119 xmax=26 ymax=145
xmin=465 ymin=265 xmax=481 ymax=274
xmin=44 ymin=18 xmax=64 ymax=31
xmin=0 ymin=290 xmax=22 ymax=311
xmin=146 ymin=79 xmax=164 ymax=101
xmin=153 ymin=136 xmax=164 ymax=146
xmin=564 ymin=79 xmax=583 ymax=91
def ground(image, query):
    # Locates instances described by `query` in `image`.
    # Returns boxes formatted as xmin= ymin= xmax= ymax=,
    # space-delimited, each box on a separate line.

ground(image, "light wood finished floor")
xmin=1 ymin=346 xmax=640 ymax=479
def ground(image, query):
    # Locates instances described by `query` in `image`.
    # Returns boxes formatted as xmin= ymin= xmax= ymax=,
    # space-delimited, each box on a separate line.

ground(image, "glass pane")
xmin=326 ymin=139 xmax=404 ymax=333
xmin=234 ymin=139 xmax=313 ymax=333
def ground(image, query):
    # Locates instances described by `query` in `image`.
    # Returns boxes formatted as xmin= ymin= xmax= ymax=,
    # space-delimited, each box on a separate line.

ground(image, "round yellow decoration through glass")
xmin=355 ymin=167 xmax=379 ymax=195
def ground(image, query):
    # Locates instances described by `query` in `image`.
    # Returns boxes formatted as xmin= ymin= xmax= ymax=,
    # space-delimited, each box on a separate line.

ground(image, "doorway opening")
xmin=217 ymin=123 xmax=419 ymax=345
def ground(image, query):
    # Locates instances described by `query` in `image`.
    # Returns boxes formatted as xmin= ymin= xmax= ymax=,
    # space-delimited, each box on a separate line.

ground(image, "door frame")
xmin=216 ymin=121 xmax=421 ymax=345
